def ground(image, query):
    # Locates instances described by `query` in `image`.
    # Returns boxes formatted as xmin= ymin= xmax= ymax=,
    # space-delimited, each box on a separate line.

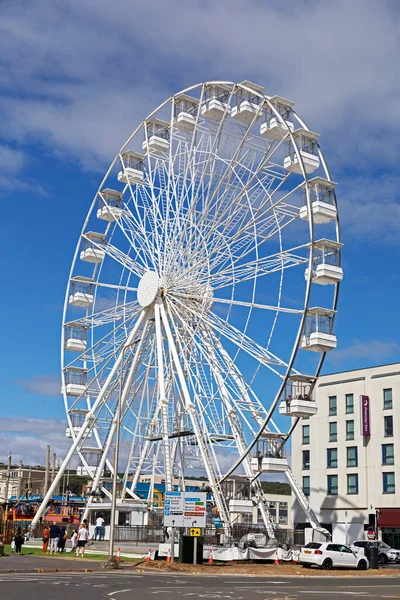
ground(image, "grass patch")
xmin=4 ymin=545 xmax=141 ymax=562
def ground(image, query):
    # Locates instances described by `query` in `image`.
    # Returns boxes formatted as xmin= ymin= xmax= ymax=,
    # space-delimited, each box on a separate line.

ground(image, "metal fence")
xmin=114 ymin=526 xmax=165 ymax=544
xmin=0 ymin=520 xmax=305 ymax=548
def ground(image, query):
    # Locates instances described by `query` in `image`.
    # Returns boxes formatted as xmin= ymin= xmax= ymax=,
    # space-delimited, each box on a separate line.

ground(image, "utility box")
xmin=179 ymin=535 xmax=204 ymax=564
xmin=364 ymin=545 xmax=379 ymax=569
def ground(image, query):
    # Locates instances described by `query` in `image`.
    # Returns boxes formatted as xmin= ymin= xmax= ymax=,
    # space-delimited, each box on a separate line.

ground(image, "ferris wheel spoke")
xmin=212 ymin=297 xmax=302 ymax=314
xmin=71 ymin=300 xmax=140 ymax=328
xmin=206 ymin=247 xmax=308 ymax=291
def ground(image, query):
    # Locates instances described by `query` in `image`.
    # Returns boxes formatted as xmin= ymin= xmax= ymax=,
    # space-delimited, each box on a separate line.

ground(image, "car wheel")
xmin=357 ymin=559 xmax=367 ymax=570
xmin=379 ymin=554 xmax=388 ymax=565
xmin=322 ymin=558 xmax=333 ymax=570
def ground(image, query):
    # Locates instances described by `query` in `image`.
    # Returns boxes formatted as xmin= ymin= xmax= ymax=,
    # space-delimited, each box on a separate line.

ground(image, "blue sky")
xmin=1 ymin=0 xmax=399 ymax=465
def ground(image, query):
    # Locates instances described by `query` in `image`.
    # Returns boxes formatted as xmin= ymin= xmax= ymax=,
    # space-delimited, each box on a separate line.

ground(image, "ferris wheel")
xmin=33 ymin=81 xmax=342 ymax=537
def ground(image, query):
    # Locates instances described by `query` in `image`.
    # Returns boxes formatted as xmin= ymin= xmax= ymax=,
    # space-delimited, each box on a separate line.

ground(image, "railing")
xmin=114 ymin=525 xmax=165 ymax=544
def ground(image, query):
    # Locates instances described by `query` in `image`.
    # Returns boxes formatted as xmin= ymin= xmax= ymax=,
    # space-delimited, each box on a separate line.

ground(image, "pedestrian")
xmin=11 ymin=537 xmax=16 ymax=554
xmin=76 ymin=523 xmax=89 ymax=558
xmin=14 ymin=531 xmax=24 ymax=555
xmin=49 ymin=521 xmax=60 ymax=554
xmin=42 ymin=525 xmax=50 ymax=554
xmin=69 ymin=530 xmax=78 ymax=552
xmin=94 ymin=514 xmax=104 ymax=541
xmin=57 ymin=526 xmax=67 ymax=553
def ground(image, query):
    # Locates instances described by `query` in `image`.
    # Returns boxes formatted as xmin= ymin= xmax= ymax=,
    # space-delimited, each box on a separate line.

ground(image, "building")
xmin=292 ymin=362 xmax=400 ymax=547
xmin=221 ymin=476 xmax=292 ymax=531
xmin=0 ymin=464 xmax=59 ymax=503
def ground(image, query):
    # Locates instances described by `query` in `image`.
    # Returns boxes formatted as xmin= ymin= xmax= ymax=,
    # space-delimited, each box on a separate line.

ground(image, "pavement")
xmin=0 ymin=570 xmax=400 ymax=600
xmin=0 ymin=553 xmax=107 ymax=572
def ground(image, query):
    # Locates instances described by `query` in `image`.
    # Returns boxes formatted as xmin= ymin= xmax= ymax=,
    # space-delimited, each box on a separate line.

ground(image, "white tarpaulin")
xmin=158 ymin=543 xmax=293 ymax=562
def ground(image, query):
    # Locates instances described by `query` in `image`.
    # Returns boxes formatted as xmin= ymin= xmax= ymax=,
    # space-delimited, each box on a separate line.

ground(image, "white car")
xmin=350 ymin=540 xmax=400 ymax=564
xmin=299 ymin=542 xmax=369 ymax=570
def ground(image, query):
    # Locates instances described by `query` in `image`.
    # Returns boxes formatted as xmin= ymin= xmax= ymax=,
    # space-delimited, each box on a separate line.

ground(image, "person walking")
xmin=49 ymin=521 xmax=60 ymax=554
xmin=69 ymin=530 xmax=78 ymax=552
xmin=94 ymin=514 xmax=104 ymax=541
xmin=42 ymin=525 xmax=50 ymax=554
xmin=76 ymin=523 xmax=89 ymax=558
xmin=10 ymin=537 xmax=16 ymax=555
xmin=57 ymin=526 xmax=67 ymax=553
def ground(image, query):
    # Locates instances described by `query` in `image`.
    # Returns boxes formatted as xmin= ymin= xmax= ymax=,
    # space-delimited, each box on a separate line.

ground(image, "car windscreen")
xmin=303 ymin=543 xmax=322 ymax=549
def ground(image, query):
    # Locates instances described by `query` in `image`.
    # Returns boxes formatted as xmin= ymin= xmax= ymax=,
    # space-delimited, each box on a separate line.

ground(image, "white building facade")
xmin=292 ymin=363 xmax=400 ymax=547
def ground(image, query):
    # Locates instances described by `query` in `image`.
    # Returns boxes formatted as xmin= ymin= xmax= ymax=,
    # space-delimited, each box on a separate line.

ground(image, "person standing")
xmin=94 ymin=514 xmax=104 ymax=541
xmin=11 ymin=537 xmax=16 ymax=555
xmin=57 ymin=526 xmax=67 ymax=553
xmin=42 ymin=525 xmax=50 ymax=554
xmin=14 ymin=531 xmax=24 ymax=555
xmin=49 ymin=521 xmax=60 ymax=554
xmin=69 ymin=530 xmax=78 ymax=552
xmin=76 ymin=523 xmax=89 ymax=558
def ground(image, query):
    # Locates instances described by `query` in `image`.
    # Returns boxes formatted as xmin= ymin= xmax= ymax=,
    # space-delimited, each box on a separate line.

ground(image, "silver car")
xmin=350 ymin=540 xmax=400 ymax=564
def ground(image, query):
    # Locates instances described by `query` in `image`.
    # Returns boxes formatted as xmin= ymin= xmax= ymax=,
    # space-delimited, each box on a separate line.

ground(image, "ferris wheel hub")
xmin=137 ymin=270 xmax=160 ymax=307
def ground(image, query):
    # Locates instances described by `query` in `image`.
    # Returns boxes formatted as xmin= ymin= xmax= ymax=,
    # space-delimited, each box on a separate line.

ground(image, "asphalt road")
xmin=0 ymin=571 xmax=400 ymax=600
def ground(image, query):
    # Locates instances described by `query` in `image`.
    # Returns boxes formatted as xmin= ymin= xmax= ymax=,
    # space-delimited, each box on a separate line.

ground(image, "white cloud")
xmin=0 ymin=0 xmax=399 ymax=238
xmin=0 ymin=418 xmax=70 ymax=466
xmin=15 ymin=375 xmax=61 ymax=397
xmin=326 ymin=339 xmax=400 ymax=368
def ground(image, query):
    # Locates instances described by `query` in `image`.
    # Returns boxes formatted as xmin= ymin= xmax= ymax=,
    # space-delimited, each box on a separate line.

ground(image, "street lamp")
xmin=109 ymin=339 xmax=139 ymax=558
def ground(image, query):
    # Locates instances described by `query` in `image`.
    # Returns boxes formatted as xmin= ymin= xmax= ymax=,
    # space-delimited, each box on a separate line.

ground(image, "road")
xmin=0 ymin=571 xmax=400 ymax=600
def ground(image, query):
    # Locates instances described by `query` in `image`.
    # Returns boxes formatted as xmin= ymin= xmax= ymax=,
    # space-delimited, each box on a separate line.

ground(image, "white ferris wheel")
xmin=33 ymin=81 xmax=342 ymax=538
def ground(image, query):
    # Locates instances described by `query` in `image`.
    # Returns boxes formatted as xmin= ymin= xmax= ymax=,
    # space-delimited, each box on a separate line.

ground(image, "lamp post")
xmin=108 ymin=340 xmax=137 ymax=558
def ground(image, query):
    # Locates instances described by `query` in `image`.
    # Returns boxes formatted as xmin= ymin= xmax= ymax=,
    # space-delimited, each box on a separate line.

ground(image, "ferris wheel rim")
xmin=60 ymin=80 xmax=341 ymax=505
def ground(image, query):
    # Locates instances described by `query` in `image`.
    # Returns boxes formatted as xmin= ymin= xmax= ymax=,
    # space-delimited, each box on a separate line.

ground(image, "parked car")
xmin=299 ymin=542 xmax=369 ymax=570
xmin=350 ymin=540 xmax=400 ymax=564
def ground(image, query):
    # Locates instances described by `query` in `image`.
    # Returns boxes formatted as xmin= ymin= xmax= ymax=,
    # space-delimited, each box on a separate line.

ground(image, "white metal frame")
xmin=30 ymin=82 xmax=341 ymax=540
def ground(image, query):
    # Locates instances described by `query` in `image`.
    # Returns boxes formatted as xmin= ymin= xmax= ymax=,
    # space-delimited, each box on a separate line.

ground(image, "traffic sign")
xmin=190 ymin=528 xmax=201 ymax=537
xmin=163 ymin=491 xmax=207 ymax=527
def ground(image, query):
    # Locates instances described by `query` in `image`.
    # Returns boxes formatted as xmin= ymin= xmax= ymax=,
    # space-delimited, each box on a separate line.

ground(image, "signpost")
xmin=163 ymin=491 xmax=207 ymax=527
xmin=163 ymin=492 xmax=207 ymax=564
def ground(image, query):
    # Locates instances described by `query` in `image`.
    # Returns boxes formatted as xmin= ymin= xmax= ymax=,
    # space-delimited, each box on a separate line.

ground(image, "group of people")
xmin=41 ymin=514 xmax=105 ymax=558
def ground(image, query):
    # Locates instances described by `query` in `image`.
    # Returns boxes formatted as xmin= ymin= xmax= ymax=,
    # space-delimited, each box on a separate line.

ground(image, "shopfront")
xmin=378 ymin=509 xmax=400 ymax=548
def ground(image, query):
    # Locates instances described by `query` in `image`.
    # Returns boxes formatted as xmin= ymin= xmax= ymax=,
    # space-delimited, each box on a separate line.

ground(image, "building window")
xmin=383 ymin=472 xmax=395 ymax=494
xmin=327 ymin=474 xmax=338 ymax=495
xmin=347 ymin=474 xmax=359 ymax=495
xmin=327 ymin=448 xmax=338 ymax=468
xmin=302 ymin=450 xmax=310 ymax=470
xmin=302 ymin=425 xmax=310 ymax=445
xmin=329 ymin=421 xmax=337 ymax=442
xmin=279 ymin=502 xmax=288 ymax=525
xmin=268 ymin=501 xmax=277 ymax=522
xmin=384 ymin=415 xmax=393 ymax=437
xmin=383 ymin=389 xmax=393 ymax=410
xmin=329 ymin=396 xmax=337 ymax=416
xmin=347 ymin=446 xmax=358 ymax=467
xmin=303 ymin=476 xmax=310 ymax=497
xmin=382 ymin=444 xmax=394 ymax=465
xmin=345 ymin=393 xmax=354 ymax=414
xmin=346 ymin=420 xmax=354 ymax=441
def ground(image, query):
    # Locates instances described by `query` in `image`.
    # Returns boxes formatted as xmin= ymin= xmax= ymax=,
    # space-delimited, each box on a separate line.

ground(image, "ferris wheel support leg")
xmin=81 ymin=318 xmax=150 ymax=521
xmin=130 ymin=400 xmax=162 ymax=494
xmin=30 ymin=311 xmax=146 ymax=531
xmin=159 ymin=302 xmax=230 ymax=527
xmin=205 ymin=339 xmax=276 ymax=540
xmin=155 ymin=301 xmax=173 ymax=492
